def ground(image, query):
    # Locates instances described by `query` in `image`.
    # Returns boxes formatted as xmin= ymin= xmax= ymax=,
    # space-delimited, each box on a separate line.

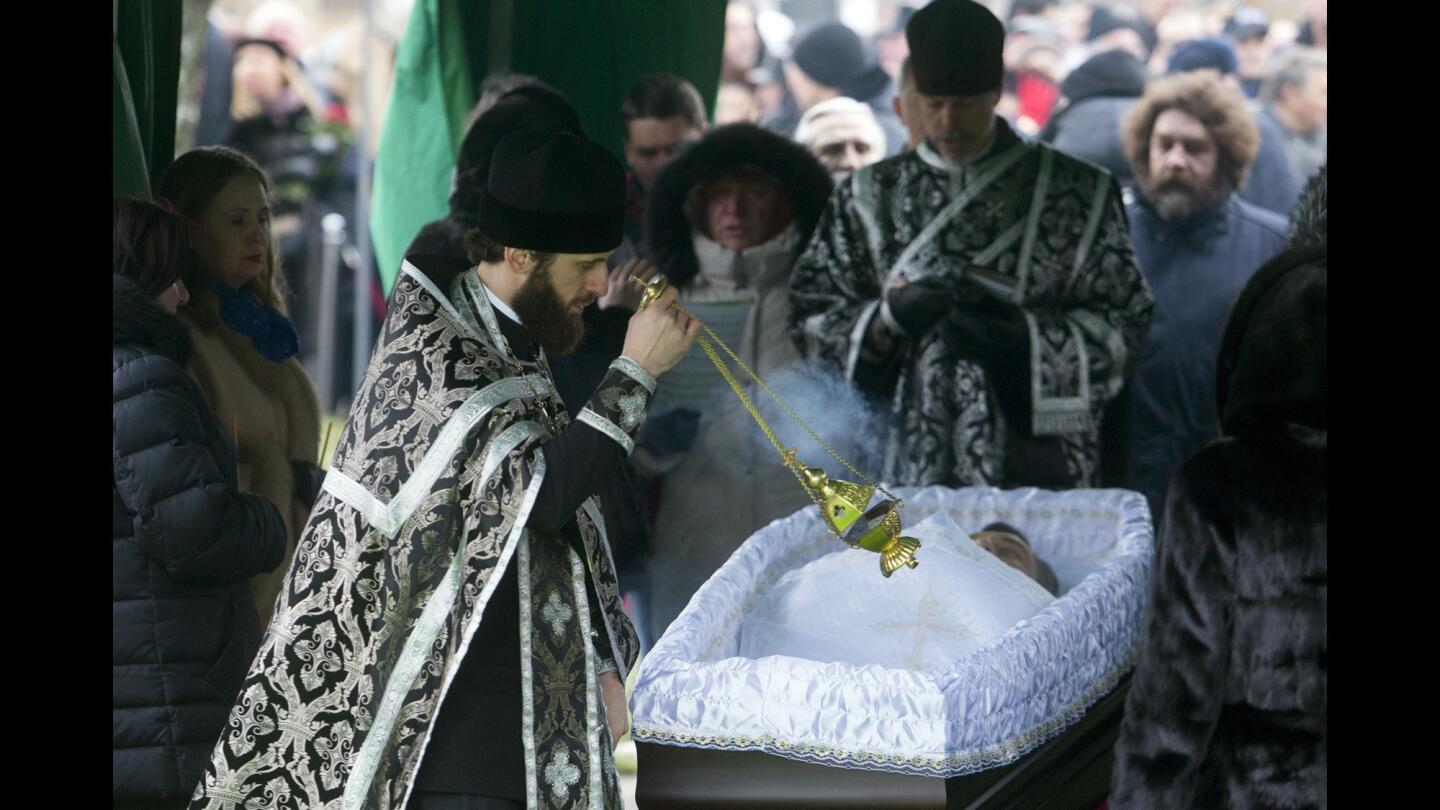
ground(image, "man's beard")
xmin=512 ymin=260 xmax=589 ymax=356
xmin=1142 ymin=174 xmax=1230 ymax=223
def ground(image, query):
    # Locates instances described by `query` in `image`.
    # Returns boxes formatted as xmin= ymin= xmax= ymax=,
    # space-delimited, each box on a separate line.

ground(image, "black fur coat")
xmin=1111 ymin=245 xmax=1327 ymax=809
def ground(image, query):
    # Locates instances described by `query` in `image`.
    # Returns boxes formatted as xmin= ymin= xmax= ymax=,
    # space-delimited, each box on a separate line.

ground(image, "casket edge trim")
xmin=632 ymin=648 xmax=1136 ymax=779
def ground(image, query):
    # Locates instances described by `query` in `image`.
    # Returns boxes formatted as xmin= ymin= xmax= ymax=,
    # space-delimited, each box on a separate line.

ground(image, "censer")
xmin=632 ymin=274 xmax=920 ymax=577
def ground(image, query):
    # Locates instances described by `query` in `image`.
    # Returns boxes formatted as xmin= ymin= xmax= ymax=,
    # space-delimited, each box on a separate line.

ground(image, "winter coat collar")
xmin=112 ymin=274 xmax=191 ymax=365
xmin=689 ymin=224 xmax=800 ymax=296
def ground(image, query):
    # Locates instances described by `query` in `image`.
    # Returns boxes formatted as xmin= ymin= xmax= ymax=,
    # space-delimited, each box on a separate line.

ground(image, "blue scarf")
xmin=213 ymin=280 xmax=300 ymax=362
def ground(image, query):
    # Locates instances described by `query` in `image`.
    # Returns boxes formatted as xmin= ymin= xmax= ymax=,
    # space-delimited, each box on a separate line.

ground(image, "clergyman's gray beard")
xmin=512 ymin=265 xmax=585 ymax=356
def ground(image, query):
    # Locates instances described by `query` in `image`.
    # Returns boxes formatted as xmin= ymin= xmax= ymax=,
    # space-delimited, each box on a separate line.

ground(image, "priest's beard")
xmin=1142 ymin=173 xmax=1231 ymax=223
xmin=513 ymin=259 xmax=587 ymax=356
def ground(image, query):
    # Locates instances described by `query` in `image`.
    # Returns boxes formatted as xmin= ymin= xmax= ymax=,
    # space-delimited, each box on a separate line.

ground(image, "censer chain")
xmin=681 ymin=309 xmax=903 ymax=510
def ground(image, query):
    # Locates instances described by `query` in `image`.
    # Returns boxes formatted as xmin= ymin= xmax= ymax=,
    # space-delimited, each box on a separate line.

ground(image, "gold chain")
xmin=692 ymin=330 xmax=825 ymax=513
xmin=674 ymin=304 xmax=904 ymax=531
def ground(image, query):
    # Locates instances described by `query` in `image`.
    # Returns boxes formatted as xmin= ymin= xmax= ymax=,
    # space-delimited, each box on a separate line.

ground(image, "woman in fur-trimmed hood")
xmin=1111 ymin=242 xmax=1327 ymax=809
xmin=639 ymin=124 xmax=834 ymax=640
xmin=644 ymin=122 xmax=833 ymax=293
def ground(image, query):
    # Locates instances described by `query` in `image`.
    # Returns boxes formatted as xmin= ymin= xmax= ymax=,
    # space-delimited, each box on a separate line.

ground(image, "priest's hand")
xmin=943 ymin=289 xmax=1028 ymax=365
xmin=885 ymin=277 xmax=956 ymax=339
xmin=622 ymin=284 xmax=701 ymax=377
xmin=599 ymin=671 xmax=629 ymax=748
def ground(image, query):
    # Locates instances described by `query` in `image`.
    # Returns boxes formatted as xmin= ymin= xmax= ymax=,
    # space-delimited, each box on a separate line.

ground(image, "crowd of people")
xmin=114 ymin=1 xmax=1326 ymax=808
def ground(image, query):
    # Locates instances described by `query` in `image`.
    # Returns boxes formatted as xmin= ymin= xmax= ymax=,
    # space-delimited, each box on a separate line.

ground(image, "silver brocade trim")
xmin=342 ymin=559 xmax=463 ymax=810
xmin=970 ymin=219 xmax=1026 ymax=269
xmin=577 ymin=407 xmax=634 ymax=456
xmin=843 ymin=299 xmax=882 ymax=383
xmin=849 ymin=166 xmax=886 ymax=271
xmin=572 ymin=547 xmax=605 ymax=809
xmin=402 ymin=260 xmax=476 ymax=339
xmin=450 ymin=271 xmax=493 ymax=351
xmin=463 ymin=270 xmax=518 ymax=365
xmin=610 ymin=356 xmax=657 ymax=395
xmin=344 ymin=424 xmax=547 ymax=810
xmin=518 ymin=532 xmax=539 ymax=810
xmin=322 ymin=468 xmax=385 ymax=529
xmin=631 ymin=650 xmax=1137 ymax=779
xmin=581 ymin=497 xmax=630 ymax=683
xmin=1031 ymin=316 xmax=1094 ymax=437
xmin=1014 ymin=146 xmax=1054 ymax=299
xmin=885 ymin=141 xmax=1032 ymax=286
xmin=1070 ymin=309 xmax=1128 ymax=399
xmin=321 ymin=374 xmax=554 ymax=539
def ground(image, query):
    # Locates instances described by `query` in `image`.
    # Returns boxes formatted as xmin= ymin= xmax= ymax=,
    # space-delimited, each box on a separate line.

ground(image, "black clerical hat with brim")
xmin=476 ymin=130 xmax=626 ymax=254
xmin=905 ymin=0 xmax=1005 ymax=97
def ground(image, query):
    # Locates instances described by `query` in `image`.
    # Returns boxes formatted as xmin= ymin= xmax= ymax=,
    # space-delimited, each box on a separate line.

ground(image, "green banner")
xmin=370 ymin=0 xmax=725 ymax=294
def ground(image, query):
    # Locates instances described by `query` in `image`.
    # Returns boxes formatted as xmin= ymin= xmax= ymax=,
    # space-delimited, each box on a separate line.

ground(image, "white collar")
xmin=477 ymin=273 xmax=523 ymax=324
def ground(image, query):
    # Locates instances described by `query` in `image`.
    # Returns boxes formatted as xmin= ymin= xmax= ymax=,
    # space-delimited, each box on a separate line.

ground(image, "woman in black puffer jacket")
xmin=112 ymin=198 xmax=287 ymax=810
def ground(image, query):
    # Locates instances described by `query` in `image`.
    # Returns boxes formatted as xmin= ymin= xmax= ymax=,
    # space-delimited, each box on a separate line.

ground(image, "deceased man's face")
xmin=971 ymin=529 xmax=1039 ymax=582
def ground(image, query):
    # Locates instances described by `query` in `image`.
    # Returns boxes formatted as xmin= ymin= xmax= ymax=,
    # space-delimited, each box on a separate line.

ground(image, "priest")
xmin=789 ymin=0 xmax=1153 ymax=489
xmin=190 ymin=130 xmax=699 ymax=810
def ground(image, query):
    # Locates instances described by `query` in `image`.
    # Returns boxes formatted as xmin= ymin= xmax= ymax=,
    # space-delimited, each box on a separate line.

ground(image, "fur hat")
xmin=452 ymin=86 xmax=585 ymax=222
xmin=1217 ymin=245 xmax=1328 ymax=435
xmin=477 ymin=130 xmax=626 ymax=253
xmin=643 ymin=124 xmax=833 ymax=289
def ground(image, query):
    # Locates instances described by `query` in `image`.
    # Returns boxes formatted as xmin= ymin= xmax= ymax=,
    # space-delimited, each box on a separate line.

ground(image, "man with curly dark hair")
xmin=1120 ymin=69 xmax=1289 ymax=520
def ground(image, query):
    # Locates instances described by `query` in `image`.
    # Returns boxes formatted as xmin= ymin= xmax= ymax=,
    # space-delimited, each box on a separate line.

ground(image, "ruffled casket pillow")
xmin=632 ymin=486 xmax=1153 ymax=777
xmin=738 ymin=513 xmax=1055 ymax=674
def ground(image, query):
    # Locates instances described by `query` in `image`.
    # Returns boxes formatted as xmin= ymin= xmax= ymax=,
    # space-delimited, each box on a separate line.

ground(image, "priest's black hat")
xmin=452 ymin=86 xmax=585 ymax=222
xmin=905 ymin=0 xmax=1005 ymax=96
xmin=476 ymin=130 xmax=626 ymax=254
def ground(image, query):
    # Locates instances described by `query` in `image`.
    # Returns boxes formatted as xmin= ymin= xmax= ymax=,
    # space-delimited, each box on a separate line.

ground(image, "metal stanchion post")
xmin=353 ymin=0 xmax=376 ymax=393
xmin=318 ymin=213 xmax=347 ymax=414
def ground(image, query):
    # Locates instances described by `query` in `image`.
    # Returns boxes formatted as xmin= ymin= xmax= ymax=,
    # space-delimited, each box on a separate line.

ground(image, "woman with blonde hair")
xmin=158 ymin=146 xmax=322 ymax=625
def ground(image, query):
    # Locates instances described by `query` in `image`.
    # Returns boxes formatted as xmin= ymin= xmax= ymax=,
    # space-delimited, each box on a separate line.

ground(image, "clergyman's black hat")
xmin=477 ymin=130 xmax=626 ymax=253
xmin=452 ymin=85 xmax=585 ymax=222
xmin=905 ymin=0 xmax=1005 ymax=96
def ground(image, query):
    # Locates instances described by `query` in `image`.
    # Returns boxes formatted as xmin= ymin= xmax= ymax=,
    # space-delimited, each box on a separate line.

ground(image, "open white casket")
xmin=631 ymin=486 xmax=1153 ymax=789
